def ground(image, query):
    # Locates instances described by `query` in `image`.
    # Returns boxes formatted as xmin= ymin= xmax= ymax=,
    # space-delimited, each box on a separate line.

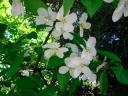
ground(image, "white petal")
xmin=55 ymin=22 xmax=63 ymax=30
xmin=81 ymin=51 xmax=92 ymax=65
xmin=112 ymin=0 xmax=125 ymax=22
xmin=65 ymin=13 xmax=77 ymax=24
xmin=84 ymin=22 xmax=91 ymax=29
xmin=59 ymin=47 xmax=69 ymax=53
xmin=80 ymin=13 xmax=88 ymax=22
xmin=90 ymin=47 xmax=97 ymax=57
xmin=52 ymin=29 xmax=62 ymax=39
xmin=59 ymin=66 xmax=69 ymax=74
xmin=44 ymin=49 xmax=55 ymax=59
xmin=64 ymin=23 xmax=74 ymax=32
xmin=65 ymin=56 xmax=81 ymax=68
xmin=103 ymin=0 xmax=113 ymax=3
xmin=57 ymin=6 xmax=64 ymax=20
xmin=65 ymin=43 xmax=79 ymax=53
xmin=43 ymin=43 xmax=60 ymax=49
xmin=11 ymin=0 xmax=24 ymax=16
xmin=37 ymin=8 xmax=48 ymax=16
xmin=63 ymin=32 xmax=73 ymax=40
xmin=124 ymin=7 xmax=128 ymax=17
xmin=86 ymin=37 xmax=96 ymax=49
xmin=81 ymin=66 xmax=96 ymax=82
xmin=35 ymin=16 xmax=45 ymax=25
xmin=69 ymin=68 xmax=81 ymax=78
xmin=56 ymin=48 xmax=68 ymax=58
xmin=48 ymin=7 xmax=57 ymax=21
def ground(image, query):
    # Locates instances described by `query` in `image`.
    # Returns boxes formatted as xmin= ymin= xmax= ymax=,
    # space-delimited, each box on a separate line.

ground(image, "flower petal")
xmin=37 ymin=8 xmax=48 ymax=16
xmin=84 ymin=22 xmax=91 ymax=29
xmin=65 ymin=13 xmax=77 ymax=24
xmin=69 ymin=68 xmax=81 ymax=78
xmin=59 ymin=66 xmax=69 ymax=74
xmin=43 ymin=43 xmax=60 ymax=49
xmin=48 ymin=7 xmax=57 ymax=21
xmin=112 ymin=0 xmax=125 ymax=22
xmin=44 ymin=49 xmax=55 ymax=59
xmin=80 ymin=13 xmax=88 ymax=22
xmin=86 ymin=37 xmax=96 ymax=49
xmin=11 ymin=0 xmax=25 ymax=16
xmin=81 ymin=66 xmax=96 ymax=82
xmin=57 ymin=6 xmax=64 ymax=20
xmin=63 ymin=32 xmax=73 ymax=40
xmin=65 ymin=43 xmax=79 ymax=53
xmin=35 ymin=16 xmax=45 ymax=25
xmin=52 ymin=29 xmax=62 ymax=39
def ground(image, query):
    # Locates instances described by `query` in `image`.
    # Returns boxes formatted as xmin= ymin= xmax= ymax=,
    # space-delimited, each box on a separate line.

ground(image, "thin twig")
xmin=34 ymin=21 xmax=57 ymax=85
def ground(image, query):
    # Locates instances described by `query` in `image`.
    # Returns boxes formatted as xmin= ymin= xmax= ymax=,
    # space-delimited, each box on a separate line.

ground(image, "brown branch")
xmin=34 ymin=21 xmax=57 ymax=85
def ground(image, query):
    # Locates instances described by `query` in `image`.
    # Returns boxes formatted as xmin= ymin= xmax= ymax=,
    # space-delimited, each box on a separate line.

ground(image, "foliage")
xmin=0 ymin=0 xmax=128 ymax=96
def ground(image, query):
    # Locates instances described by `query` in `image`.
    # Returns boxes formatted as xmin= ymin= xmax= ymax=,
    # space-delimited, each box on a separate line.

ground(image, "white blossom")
xmin=81 ymin=37 xmax=97 ymax=65
xmin=65 ymin=43 xmax=79 ymax=53
xmin=21 ymin=70 xmax=30 ymax=77
xmin=52 ymin=23 xmax=74 ymax=40
xmin=103 ymin=0 xmax=113 ymax=3
xmin=53 ymin=6 xmax=77 ymax=40
xmin=43 ymin=42 xmax=68 ymax=59
xmin=112 ymin=0 xmax=128 ymax=22
xmin=59 ymin=53 xmax=96 ymax=82
xmin=11 ymin=0 xmax=25 ymax=16
xmin=79 ymin=13 xmax=91 ymax=37
xmin=36 ymin=7 xmax=57 ymax=26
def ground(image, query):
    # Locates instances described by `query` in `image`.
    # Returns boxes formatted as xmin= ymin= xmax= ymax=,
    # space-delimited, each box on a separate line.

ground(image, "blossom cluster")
xmin=10 ymin=0 xmax=128 ymax=81
xmin=11 ymin=0 xmax=128 ymax=22
xmin=10 ymin=0 xmax=98 ymax=82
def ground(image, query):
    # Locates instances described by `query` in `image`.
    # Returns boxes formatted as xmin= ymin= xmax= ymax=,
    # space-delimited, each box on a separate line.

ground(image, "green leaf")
xmin=97 ymin=50 xmax=121 ymax=62
xmin=69 ymin=78 xmax=80 ymax=95
xmin=34 ymin=47 xmax=43 ymax=55
xmin=0 ymin=43 xmax=4 ymax=53
xmin=57 ymin=73 xmax=70 ymax=92
xmin=15 ymin=77 xmax=41 ymax=89
xmin=39 ymin=86 xmax=57 ymax=96
xmin=47 ymin=56 xmax=64 ymax=69
xmin=72 ymin=32 xmax=86 ymax=45
xmin=17 ymin=89 xmax=38 ymax=96
xmin=100 ymin=71 xmax=108 ymax=95
xmin=26 ymin=32 xmax=37 ymax=39
xmin=63 ymin=0 xmax=75 ymax=15
xmin=81 ymin=0 xmax=103 ymax=17
xmin=6 ymin=52 xmax=24 ymax=79
xmin=0 ymin=23 xmax=7 ymax=38
xmin=112 ymin=67 xmax=128 ymax=85
xmin=22 ymin=0 xmax=47 ymax=14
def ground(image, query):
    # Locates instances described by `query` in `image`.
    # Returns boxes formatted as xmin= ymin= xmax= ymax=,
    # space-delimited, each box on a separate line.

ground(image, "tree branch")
xmin=34 ymin=21 xmax=57 ymax=85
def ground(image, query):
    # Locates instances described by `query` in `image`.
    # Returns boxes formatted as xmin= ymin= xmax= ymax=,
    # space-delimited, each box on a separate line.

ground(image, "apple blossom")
xmin=79 ymin=13 xmax=91 ymax=37
xmin=53 ymin=6 xmax=77 ymax=39
xmin=52 ymin=24 xmax=74 ymax=40
xmin=112 ymin=0 xmax=128 ymax=22
xmin=36 ymin=7 xmax=57 ymax=27
xmin=81 ymin=37 xmax=96 ymax=65
xmin=59 ymin=53 xmax=96 ymax=82
xmin=43 ymin=42 xmax=68 ymax=59
xmin=65 ymin=43 xmax=79 ymax=53
xmin=11 ymin=0 xmax=25 ymax=16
